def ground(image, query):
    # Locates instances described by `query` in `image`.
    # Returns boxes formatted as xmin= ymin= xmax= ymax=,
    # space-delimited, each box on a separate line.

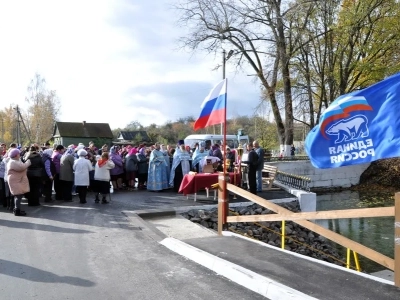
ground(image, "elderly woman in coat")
xmin=109 ymin=146 xmax=124 ymax=192
xmin=7 ymin=149 xmax=31 ymax=216
xmin=41 ymin=149 xmax=55 ymax=203
xmin=60 ymin=146 xmax=75 ymax=202
xmin=73 ymin=149 xmax=93 ymax=204
xmin=24 ymin=145 xmax=44 ymax=206
xmin=94 ymin=152 xmax=115 ymax=204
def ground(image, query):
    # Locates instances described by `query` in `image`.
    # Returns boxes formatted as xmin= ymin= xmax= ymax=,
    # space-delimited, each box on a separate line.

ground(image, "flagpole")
xmin=221 ymin=50 xmax=226 ymax=135
xmin=222 ymin=78 xmax=229 ymax=232
xmin=223 ymin=77 xmax=227 ymax=176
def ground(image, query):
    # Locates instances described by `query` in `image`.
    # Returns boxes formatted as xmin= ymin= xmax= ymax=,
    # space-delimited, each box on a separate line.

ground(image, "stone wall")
xmin=268 ymin=161 xmax=370 ymax=188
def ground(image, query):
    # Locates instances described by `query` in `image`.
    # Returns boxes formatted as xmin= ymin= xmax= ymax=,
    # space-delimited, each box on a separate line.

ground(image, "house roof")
xmin=118 ymin=131 xmax=151 ymax=142
xmin=53 ymin=121 xmax=113 ymax=138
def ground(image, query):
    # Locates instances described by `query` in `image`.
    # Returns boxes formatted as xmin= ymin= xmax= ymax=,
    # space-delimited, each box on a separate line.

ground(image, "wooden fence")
xmin=215 ymin=175 xmax=400 ymax=287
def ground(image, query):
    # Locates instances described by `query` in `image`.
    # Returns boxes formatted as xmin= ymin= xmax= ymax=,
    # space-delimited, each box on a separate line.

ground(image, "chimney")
xmin=83 ymin=121 xmax=86 ymax=126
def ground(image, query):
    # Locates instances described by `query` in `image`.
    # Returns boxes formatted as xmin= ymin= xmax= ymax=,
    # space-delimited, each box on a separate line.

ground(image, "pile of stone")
xmin=182 ymin=201 xmax=344 ymax=266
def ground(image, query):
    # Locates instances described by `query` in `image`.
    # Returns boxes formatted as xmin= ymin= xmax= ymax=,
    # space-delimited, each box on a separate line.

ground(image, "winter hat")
xmin=77 ymin=149 xmax=87 ymax=157
xmin=9 ymin=148 xmax=20 ymax=158
xmin=178 ymin=140 xmax=184 ymax=146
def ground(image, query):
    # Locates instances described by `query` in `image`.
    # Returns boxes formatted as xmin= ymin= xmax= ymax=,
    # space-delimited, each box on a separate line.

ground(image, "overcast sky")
xmin=0 ymin=0 xmax=262 ymax=129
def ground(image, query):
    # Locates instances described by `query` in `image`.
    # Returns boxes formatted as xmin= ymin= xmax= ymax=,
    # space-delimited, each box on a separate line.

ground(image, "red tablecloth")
xmin=179 ymin=173 xmax=241 ymax=196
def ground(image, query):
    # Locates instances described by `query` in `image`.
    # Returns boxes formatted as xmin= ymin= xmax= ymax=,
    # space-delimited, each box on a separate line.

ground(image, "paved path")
xmin=4 ymin=187 xmax=395 ymax=299
xmin=0 ymin=189 xmax=277 ymax=300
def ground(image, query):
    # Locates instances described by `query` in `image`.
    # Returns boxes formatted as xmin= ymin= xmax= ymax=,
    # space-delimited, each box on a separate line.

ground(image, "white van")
xmin=184 ymin=134 xmax=249 ymax=150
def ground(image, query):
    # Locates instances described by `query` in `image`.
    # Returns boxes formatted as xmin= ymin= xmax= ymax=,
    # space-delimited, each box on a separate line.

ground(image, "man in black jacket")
xmin=245 ymin=144 xmax=259 ymax=195
xmin=253 ymin=141 xmax=264 ymax=192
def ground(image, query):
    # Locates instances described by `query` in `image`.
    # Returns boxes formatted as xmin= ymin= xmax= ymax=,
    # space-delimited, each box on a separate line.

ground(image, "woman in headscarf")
xmin=0 ymin=145 xmax=6 ymax=208
xmin=73 ymin=149 xmax=93 ymax=204
xmin=136 ymin=147 xmax=149 ymax=190
xmin=52 ymin=145 xmax=65 ymax=200
xmin=124 ymin=147 xmax=138 ymax=191
xmin=24 ymin=145 xmax=44 ymax=206
xmin=60 ymin=146 xmax=75 ymax=202
xmin=94 ymin=152 xmax=115 ymax=203
xmin=109 ymin=146 xmax=124 ymax=192
xmin=7 ymin=149 xmax=31 ymax=216
xmin=42 ymin=149 xmax=56 ymax=202
xmin=2 ymin=145 xmax=17 ymax=210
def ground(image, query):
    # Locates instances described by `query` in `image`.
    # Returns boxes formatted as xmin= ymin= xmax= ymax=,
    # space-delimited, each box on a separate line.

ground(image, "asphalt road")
xmin=0 ymin=190 xmax=267 ymax=300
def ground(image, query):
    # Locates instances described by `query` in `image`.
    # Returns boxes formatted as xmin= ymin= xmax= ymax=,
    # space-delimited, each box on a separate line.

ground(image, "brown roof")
xmin=53 ymin=121 xmax=113 ymax=138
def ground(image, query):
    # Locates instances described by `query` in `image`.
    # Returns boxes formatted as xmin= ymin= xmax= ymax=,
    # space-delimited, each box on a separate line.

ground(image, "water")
xmin=316 ymin=190 xmax=395 ymax=273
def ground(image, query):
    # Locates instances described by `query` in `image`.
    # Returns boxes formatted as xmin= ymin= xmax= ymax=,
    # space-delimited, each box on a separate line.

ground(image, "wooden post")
xmin=217 ymin=173 xmax=229 ymax=235
xmin=395 ymin=192 xmax=400 ymax=287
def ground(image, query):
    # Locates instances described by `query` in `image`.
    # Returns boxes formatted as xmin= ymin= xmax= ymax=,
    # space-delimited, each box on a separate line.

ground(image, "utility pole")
xmin=14 ymin=105 xmax=32 ymax=146
xmin=16 ymin=105 xmax=21 ymax=146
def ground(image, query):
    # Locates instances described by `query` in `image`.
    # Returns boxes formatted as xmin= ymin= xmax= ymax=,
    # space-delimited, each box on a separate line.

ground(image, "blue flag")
xmin=305 ymin=72 xmax=400 ymax=169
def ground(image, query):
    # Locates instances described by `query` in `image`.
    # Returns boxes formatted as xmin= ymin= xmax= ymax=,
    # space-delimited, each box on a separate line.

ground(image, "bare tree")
xmin=25 ymin=73 xmax=60 ymax=144
xmin=175 ymin=0 xmax=303 ymax=148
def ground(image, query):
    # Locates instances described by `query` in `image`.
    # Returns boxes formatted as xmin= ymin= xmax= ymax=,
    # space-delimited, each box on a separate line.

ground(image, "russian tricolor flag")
xmin=194 ymin=79 xmax=227 ymax=130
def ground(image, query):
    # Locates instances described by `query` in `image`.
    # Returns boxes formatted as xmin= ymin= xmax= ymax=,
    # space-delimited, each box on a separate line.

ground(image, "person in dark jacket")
xmin=125 ymin=148 xmax=138 ymax=190
xmin=24 ymin=146 xmax=44 ymax=206
xmin=136 ymin=147 xmax=149 ymax=190
xmin=290 ymin=144 xmax=296 ymax=157
xmin=253 ymin=141 xmax=265 ymax=192
xmin=41 ymin=149 xmax=55 ymax=202
xmin=52 ymin=145 xmax=65 ymax=200
xmin=60 ymin=147 xmax=75 ymax=202
xmin=225 ymin=147 xmax=235 ymax=172
xmin=245 ymin=144 xmax=259 ymax=195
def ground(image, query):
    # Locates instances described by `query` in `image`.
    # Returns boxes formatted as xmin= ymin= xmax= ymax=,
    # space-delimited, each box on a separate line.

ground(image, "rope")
xmin=228 ymin=209 xmax=361 ymax=271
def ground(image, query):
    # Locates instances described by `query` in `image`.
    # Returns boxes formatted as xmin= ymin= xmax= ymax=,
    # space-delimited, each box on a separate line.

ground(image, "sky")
xmin=0 ymin=0 xmax=262 ymax=130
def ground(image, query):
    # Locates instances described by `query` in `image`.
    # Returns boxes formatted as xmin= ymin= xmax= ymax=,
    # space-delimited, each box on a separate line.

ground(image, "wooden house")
xmin=53 ymin=121 xmax=113 ymax=147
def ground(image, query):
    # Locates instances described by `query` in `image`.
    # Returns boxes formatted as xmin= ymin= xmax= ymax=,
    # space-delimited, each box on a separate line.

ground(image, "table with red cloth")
xmin=178 ymin=172 xmax=241 ymax=201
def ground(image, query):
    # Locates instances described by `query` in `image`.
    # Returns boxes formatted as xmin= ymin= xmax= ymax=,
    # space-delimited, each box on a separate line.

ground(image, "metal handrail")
xmin=275 ymin=170 xmax=311 ymax=191
xmin=264 ymin=155 xmax=310 ymax=162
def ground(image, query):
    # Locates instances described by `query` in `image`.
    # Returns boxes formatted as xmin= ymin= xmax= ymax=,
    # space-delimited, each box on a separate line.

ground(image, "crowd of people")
xmin=0 ymin=139 xmax=265 ymax=217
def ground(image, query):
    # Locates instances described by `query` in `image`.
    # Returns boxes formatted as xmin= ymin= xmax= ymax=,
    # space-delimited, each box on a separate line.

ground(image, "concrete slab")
xmin=161 ymin=237 xmax=315 ymax=300
xmin=146 ymin=215 xmax=217 ymax=240
xmin=180 ymin=234 xmax=399 ymax=300
xmin=371 ymin=270 xmax=394 ymax=282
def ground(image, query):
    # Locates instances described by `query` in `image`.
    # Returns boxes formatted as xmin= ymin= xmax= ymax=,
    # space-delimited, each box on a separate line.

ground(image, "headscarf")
xmin=128 ymin=148 xmax=138 ymax=156
xmin=110 ymin=146 xmax=117 ymax=154
xmin=9 ymin=148 xmax=20 ymax=158
xmin=139 ymin=147 xmax=145 ymax=156
xmin=97 ymin=155 xmax=108 ymax=167
xmin=43 ymin=149 xmax=53 ymax=158
xmin=77 ymin=149 xmax=87 ymax=157
xmin=63 ymin=147 xmax=75 ymax=156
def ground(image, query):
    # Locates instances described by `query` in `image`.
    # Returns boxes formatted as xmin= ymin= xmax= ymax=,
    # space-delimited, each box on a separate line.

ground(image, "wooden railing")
xmin=215 ymin=175 xmax=400 ymax=287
